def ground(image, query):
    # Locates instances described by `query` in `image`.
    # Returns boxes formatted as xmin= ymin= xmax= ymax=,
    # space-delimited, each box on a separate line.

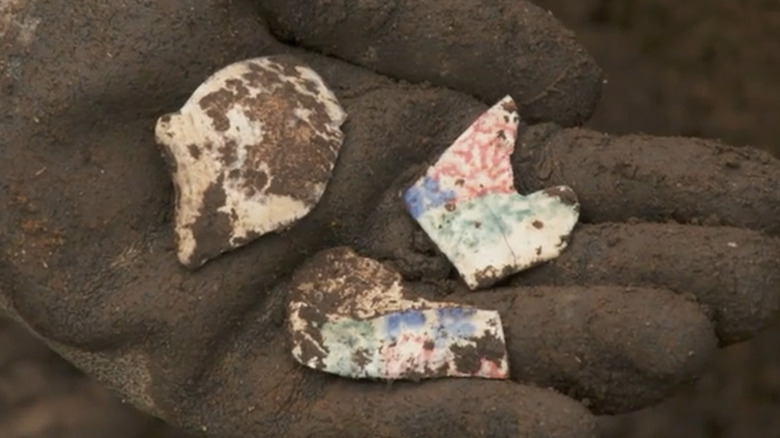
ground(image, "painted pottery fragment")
xmin=288 ymin=247 xmax=509 ymax=380
xmin=403 ymin=96 xmax=580 ymax=289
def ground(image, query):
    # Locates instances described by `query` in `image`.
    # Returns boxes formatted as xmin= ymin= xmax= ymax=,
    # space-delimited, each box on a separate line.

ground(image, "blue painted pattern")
xmin=385 ymin=310 xmax=427 ymax=337
xmin=402 ymin=176 xmax=456 ymax=219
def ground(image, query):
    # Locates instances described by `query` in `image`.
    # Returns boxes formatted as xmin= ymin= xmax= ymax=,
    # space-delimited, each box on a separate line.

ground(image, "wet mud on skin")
xmin=0 ymin=0 xmax=779 ymax=438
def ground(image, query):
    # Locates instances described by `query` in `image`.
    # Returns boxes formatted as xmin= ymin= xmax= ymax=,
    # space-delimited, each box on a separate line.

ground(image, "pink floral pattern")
xmin=428 ymin=96 xmax=519 ymax=202
xmin=402 ymin=96 xmax=581 ymax=290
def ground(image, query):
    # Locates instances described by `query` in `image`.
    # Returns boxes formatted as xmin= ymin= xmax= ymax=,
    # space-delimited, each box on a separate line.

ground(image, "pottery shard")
xmin=402 ymin=96 xmax=580 ymax=289
xmin=155 ymin=55 xmax=347 ymax=269
xmin=287 ymin=247 xmax=510 ymax=381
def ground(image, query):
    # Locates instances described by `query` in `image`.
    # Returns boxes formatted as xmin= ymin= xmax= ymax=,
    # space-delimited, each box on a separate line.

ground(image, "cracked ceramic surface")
xmin=155 ymin=55 xmax=347 ymax=268
xmin=287 ymin=247 xmax=509 ymax=380
xmin=403 ymin=96 xmax=580 ymax=289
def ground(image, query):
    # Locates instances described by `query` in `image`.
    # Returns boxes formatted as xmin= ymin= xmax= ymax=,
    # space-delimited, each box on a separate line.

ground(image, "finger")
xmin=449 ymin=284 xmax=718 ymax=415
xmin=294 ymin=375 xmax=596 ymax=438
xmin=511 ymin=223 xmax=780 ymax=345
xmin=254 ymin=0 xmax=603 ymax=127
xmin=512 ymin=125 xmax=780 ymax=235
xmin=178 ymin=332 xmax=597 ymax=438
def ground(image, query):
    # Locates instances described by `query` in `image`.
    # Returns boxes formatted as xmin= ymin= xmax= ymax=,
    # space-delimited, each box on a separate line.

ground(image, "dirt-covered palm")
xmin=1 ymin=1 xmax=778 ymax=437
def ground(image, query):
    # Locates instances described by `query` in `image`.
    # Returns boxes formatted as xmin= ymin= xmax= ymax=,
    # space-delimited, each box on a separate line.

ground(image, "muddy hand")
xmin=0 ymin=2 xmax=778 ymax=438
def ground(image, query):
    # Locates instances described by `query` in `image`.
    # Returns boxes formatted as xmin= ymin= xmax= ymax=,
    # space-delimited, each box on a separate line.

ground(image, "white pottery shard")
xmin=402 ymin=96 xmax=580 ymax=290
xmin=288 ymin=247 xmax=510 ymax=380
xmin=155 ymin=55 xmax=347 ymax=268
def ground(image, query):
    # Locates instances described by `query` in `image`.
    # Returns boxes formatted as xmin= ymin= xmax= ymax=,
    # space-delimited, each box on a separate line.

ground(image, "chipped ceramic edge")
xmin=288 ymin=248 xmax=509 ymax=380
xmin=155 ymin=55 xmax=347 ymax=268
xmin=402 ymin=96 xmax=580 ymax=289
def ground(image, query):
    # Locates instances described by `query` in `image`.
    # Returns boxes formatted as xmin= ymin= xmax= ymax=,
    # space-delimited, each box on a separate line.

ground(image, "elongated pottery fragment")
xmin=403 ymin=96 xmax=580 ymax=289
xmin=155 ymin=55 xmax=347 ymax=268
xmin=288 ymin=247 xmax=509 ymax=380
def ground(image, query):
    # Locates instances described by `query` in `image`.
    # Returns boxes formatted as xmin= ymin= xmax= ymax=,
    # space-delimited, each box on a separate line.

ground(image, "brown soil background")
xmin=2 ymin=0 xmax=779 ymax=437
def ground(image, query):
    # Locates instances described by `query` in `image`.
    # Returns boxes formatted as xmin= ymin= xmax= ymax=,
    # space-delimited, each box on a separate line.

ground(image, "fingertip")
xmin=459 ymin=285 xmax=718 ymax=414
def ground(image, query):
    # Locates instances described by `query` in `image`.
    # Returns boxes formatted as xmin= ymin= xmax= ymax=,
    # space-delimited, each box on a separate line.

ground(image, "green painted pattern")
xmin=320 ymin=317 xmax=382 ymax=377
xmin=416 ymin=192 xmax=576 ymax=267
